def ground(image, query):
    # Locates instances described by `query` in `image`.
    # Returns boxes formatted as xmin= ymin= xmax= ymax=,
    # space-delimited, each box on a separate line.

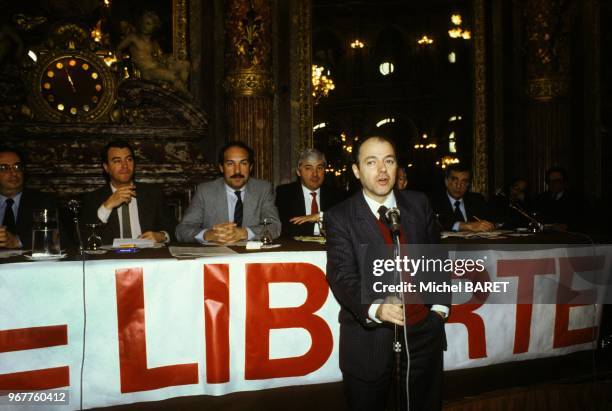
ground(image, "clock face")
xmin=31 ymin=51 xmax=115 ymax=122
xmin=40 ymin=56 xmax=104 ymax=117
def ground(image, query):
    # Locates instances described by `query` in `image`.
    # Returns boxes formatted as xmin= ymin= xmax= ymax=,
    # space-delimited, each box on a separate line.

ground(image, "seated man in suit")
xmin=0 ymin=146 xmax=56 ymax=249
xmin=492 ymin=177 xmax=534 ymax=229
xmin=536 ymin=166 xmax=582 ymax=231
xmin=81 ymin=140 xmax=175 ymax=245
xmin=429 ymin=164 xmax=494 ymax=232
xmin=275 ymin=148 xmax=344 ymax=237
xmin=176 ymin=141 xmax=281 ymax=243
xmin=395 ymin=165 xmax=408 ymax=191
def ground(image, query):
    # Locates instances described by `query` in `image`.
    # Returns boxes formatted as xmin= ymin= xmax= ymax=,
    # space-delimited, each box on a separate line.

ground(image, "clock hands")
xmin=64 ymin=66 xmax=76 ymax=93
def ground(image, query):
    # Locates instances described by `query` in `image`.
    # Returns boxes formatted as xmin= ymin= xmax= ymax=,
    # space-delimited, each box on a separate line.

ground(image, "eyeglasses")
xmin=0 ymin=163 xmax=23 ymax=172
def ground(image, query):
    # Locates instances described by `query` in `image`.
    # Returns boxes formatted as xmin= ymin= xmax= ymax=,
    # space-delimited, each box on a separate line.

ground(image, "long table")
xmin=0 ymin=240 xmax=609 ymax=410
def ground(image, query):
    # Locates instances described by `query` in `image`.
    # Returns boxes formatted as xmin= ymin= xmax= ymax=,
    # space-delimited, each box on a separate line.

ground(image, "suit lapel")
xmin=15 ymin=189 xmax=31 ymax=234
xmin=463 ymin=195 xmax=473 ymax=221
xmin=135 ymin=183 xmax=150 ymax=230
xmin=296 ymin=183 xmax=307 ymax=215
xmin=243 ymin=179 xmax=255 ymax=224
xmin=353 ymin=192 xmax=385 ymax=244
xmin=396 ymin=192 xmax=419 ymax=243
xmin=106 ymin=185 xmax=121 ymax=236
xmin=320 ymin=185 xmax=333 ymax=211
xmin=215 ymin=179 xmax=230 ymax=222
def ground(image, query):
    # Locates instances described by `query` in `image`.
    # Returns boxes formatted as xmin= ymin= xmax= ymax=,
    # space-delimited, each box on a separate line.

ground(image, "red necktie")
xmin=310 ymin=192 xmax=319 ymax=214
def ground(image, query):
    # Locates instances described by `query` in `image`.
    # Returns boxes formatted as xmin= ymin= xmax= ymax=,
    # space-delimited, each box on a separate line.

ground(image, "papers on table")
xmin=293 ymin=236 xmax=326 ymax=244
xmin=441 ymin=230 xmax=514 ymax=239
xmin=112 ymin=238 xmax=157 ymax=248
xmin=169 ymin=246 xmax=238 ymax=258
xmin=0 ymin=249 xmax=25 ymax=259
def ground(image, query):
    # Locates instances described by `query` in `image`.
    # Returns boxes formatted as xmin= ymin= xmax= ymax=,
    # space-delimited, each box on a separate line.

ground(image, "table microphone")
xmin=68 ymin=199 xmax=84 ymax=254
xmin=385 ymin=207 xmax=401 ymax=234
xmin=68 ymin=199 xmax=80 ymax=215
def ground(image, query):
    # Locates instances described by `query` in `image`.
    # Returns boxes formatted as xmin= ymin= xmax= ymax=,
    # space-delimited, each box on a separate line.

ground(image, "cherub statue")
xmin=117 ymin=11 xmax=190 ymax=93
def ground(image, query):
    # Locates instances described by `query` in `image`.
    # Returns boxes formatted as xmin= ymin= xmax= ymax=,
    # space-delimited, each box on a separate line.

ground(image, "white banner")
xmin=0 ymin=248 xmax=604 ymax=410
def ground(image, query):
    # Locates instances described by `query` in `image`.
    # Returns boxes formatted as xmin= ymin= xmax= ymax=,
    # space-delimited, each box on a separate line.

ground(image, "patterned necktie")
xmin=121 ymin=204 xmax=132 ymax=238
xmin=310 ymin=192 xmax=319 ymax=214
xmin=3 ymin=198 xmax=16 ymax=233
xmin=377 ymin=205 xmax=388 ymax=224
xmin=234 ymin=190 xmax=243 ymax=227
xmin=453 ymin=200 xmax=465 ymax=223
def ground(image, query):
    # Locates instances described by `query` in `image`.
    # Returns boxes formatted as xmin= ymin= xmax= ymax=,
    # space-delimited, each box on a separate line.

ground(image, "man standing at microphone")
xmin=81 ymin=140 xmax=175 ymax=245
xmin=325 ymin=135 xmax=448 ymax=411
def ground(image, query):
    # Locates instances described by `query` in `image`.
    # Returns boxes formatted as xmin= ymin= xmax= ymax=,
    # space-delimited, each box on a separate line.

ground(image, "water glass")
xmin=31 ymin=209 xmax=61 ymax=256
xmin=260 ymin=218 xmax=272 ymax=245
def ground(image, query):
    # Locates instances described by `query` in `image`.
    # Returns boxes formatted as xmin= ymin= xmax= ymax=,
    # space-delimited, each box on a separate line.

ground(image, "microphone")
xmin=67 ymin=199 xmax=84 ymax=254
xmin=68 ymin=199 xmax=81 ymax=215
xmin=385 ymin=207 xmax=401 ymax=234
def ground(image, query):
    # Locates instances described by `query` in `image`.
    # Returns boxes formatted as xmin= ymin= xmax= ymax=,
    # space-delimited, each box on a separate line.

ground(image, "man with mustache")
xmin=275 ymin=148 xmax=344 ymax=237
xmin=176 ymin=141 xmax=281 ymax=244
xmin=81 ymin=140 xmax=175 ymax=245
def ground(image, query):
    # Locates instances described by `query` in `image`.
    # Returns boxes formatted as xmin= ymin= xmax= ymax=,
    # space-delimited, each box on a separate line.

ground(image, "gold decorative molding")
xmin=524 ymin=0 xmax=571 ymax=101
xmin=526 ymin=76 xmax=570 ymax=101
xmin=295 ymin=0 xmax=313 ymax=150
xmin=173 ymin=0 xmax=189 ymax=61
xmin=225 ymin=0 xmax=272 ymax=71
xmin=472 ymin=0 xmax=488 ymax=195
xmin=224 ymin=68 xmax=273 ymax=96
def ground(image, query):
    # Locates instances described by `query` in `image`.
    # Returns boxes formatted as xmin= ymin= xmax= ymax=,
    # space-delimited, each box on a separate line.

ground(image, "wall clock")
xmin=30 ymin=50 xmax=116 ymax=122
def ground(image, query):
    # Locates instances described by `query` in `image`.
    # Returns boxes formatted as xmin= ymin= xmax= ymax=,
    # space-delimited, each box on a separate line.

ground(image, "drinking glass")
xmin=85 ymin=223 xmax=103 ymax=251
xmin=318 ymin=217 xmax=326 ymax=238
xmin=260 ymin=218 xmax=273 ymax=245
xmin=31 ymin=209 xmax=61 ymax=257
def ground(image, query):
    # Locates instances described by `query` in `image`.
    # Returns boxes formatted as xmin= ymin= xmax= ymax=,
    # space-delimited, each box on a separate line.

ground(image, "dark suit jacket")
xmin=275 ymin=181 xmax=344 ymax=237
xmin=536 ymin=190 xmax=583 ymax=229
xmin=11 ymin=189 xmax=57 ymax=249
xmin=429 ymin=190 xmax=492 ymax=231
xmin=325 ymin=189 xmax=445 ymax=380
xmin=81 ymin=182 xmax=176 ymax=245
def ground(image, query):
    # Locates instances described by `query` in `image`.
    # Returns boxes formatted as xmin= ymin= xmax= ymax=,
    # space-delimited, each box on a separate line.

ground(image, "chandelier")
xmin=448 ymin=14 xmax=471 ymax=39
xmin=312 ymin=65 xmax=336 ymax=104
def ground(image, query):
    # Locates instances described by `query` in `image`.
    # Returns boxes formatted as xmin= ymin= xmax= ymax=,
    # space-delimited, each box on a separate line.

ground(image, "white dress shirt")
xmin=97 ymin=184 xmax=142 ymax=238
xmin=196 ymin=184 xmax=255 ymax=243
xmin=362 ymin=190 xmax=449 ymax=322
xmin=447 ymin=192 xmax=467 ymax=232
xmin=301 ymin=184 xmax=321 ymax=235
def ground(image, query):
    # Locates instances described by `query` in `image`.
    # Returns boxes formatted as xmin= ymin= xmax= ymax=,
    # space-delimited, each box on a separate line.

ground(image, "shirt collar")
xmin=225 ymin=183 xmax=246 ymax=196
xmin=0 ymin=191 xmax=22 ymax=203
xmin=301 ymin=184 xmax=321 ymax=197
xmin=447 ymin=192 xmax=463 ymax=205
xmin=109 ymin=182 xmax=134 ymax=193
xmin=362 ymin=190 xmax=396 ymax=220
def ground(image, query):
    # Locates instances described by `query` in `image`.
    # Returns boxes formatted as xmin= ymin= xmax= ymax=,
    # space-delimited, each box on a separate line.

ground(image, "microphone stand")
xmin=508 ymin=202 xmax=543 ymax=232
xmin=391 ymin=228 xmax=406 ymax=411
xmin=68 ymin=200 xmax=84 ymax=256
xmin=495 ymin=189 xmax=543 ymax=232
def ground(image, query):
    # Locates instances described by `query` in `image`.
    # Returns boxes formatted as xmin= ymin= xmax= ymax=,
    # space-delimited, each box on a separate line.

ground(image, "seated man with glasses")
xmin=0 ymin=146 xmax=56 ymax=249
xmin=429 ymin=164 xmax=494 ymax=232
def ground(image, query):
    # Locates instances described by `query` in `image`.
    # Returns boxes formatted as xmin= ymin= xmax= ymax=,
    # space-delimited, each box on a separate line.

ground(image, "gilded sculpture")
xmin=117 ymin=10 xmax=190 ymax=93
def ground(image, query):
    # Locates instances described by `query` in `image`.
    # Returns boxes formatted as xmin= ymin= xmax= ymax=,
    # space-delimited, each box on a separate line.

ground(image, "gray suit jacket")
xmin=176 ymin=177 xmax=281 ymax=242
